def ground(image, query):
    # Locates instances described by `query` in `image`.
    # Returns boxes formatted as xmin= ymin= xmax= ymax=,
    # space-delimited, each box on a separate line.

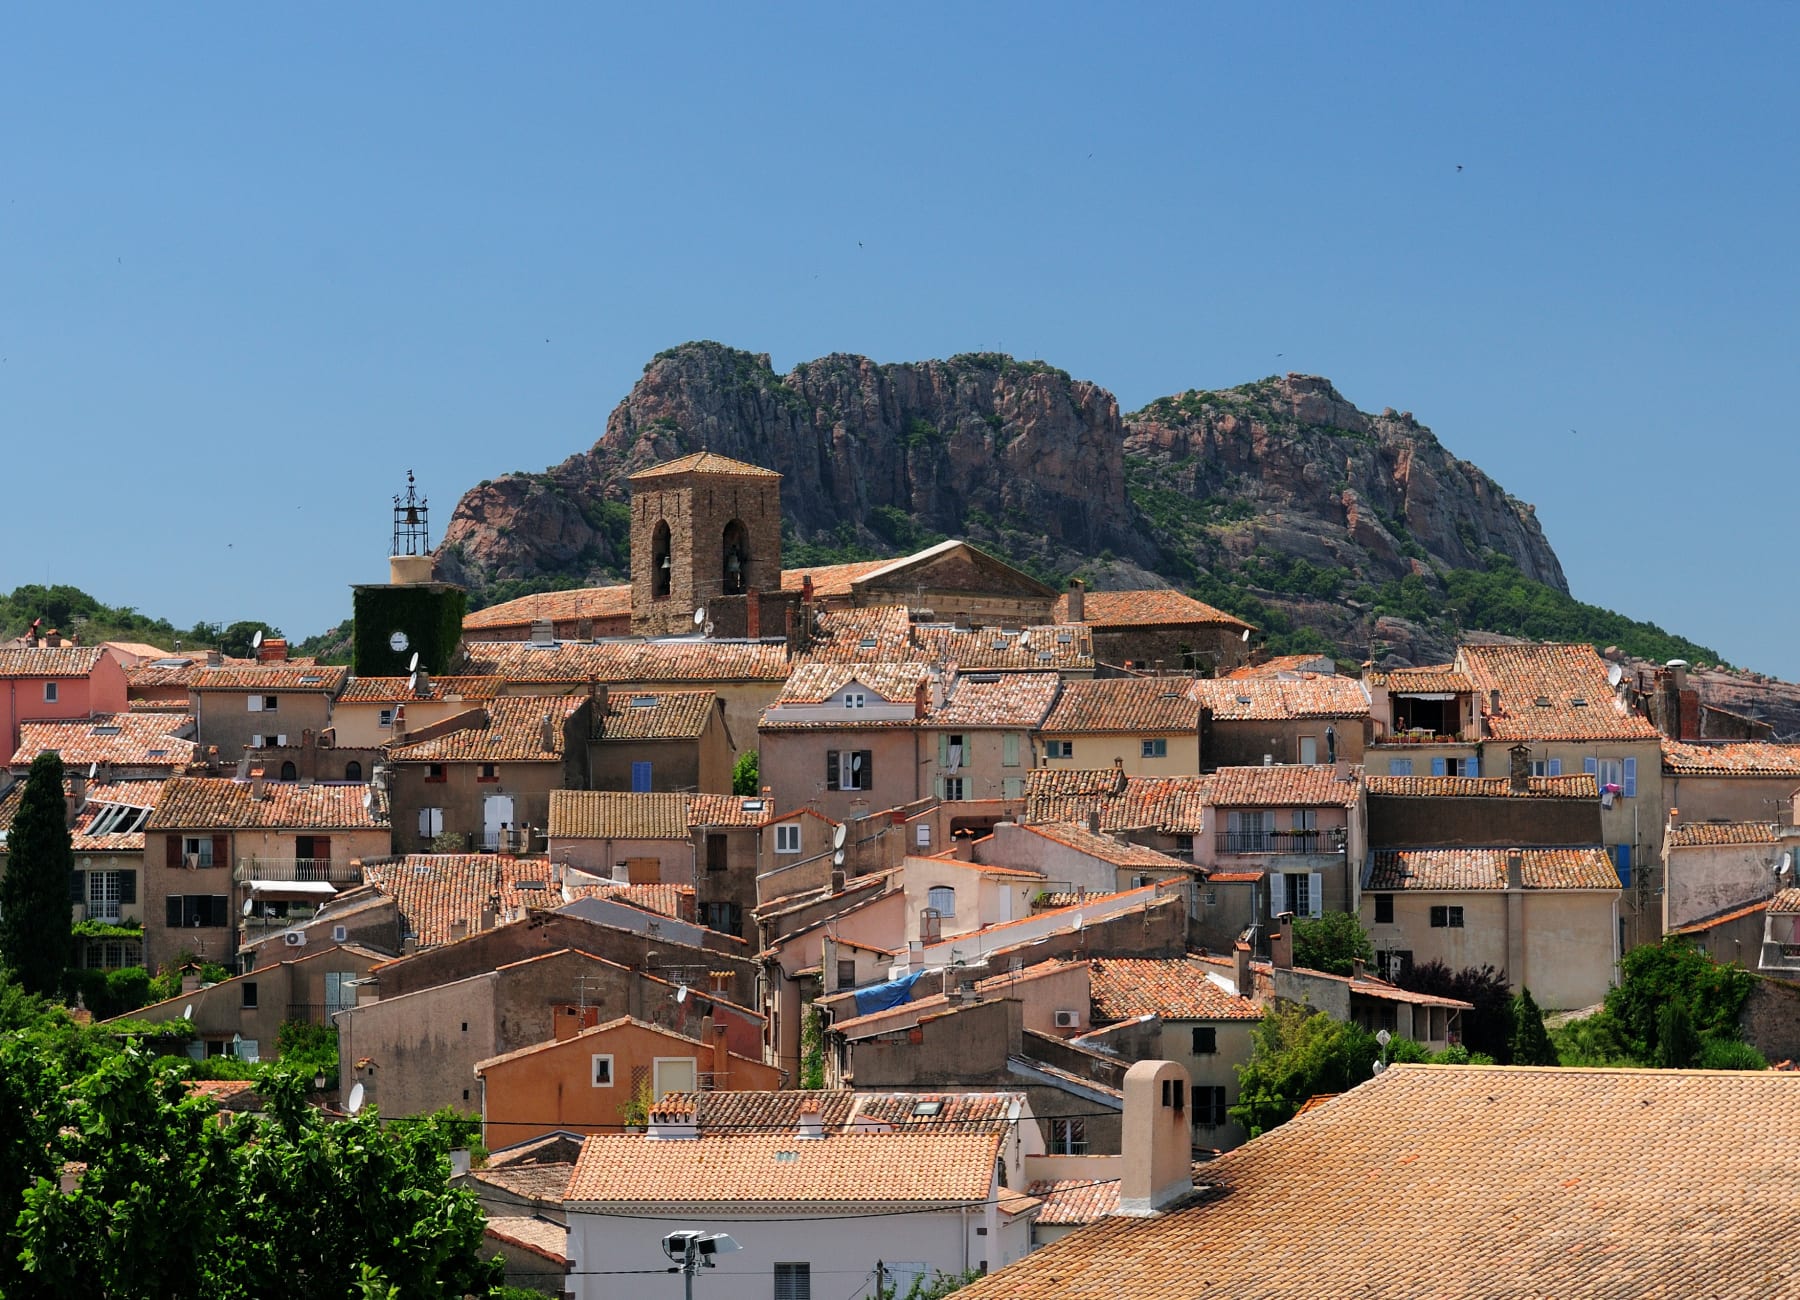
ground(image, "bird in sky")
xmin=1456 ymin=164 xmax=1464 ymax=172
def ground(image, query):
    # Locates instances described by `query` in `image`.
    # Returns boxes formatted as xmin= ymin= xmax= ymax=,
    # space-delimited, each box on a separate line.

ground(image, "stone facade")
xmin=629 ymin=461 xmax=783 ymax=638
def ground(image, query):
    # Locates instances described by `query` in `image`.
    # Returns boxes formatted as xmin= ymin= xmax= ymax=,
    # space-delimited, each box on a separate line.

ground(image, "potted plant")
xmin=619 ymin=1078 xmax=655 ymax=1133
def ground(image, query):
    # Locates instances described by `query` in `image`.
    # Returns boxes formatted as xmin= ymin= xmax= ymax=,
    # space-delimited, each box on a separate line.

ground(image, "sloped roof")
xmin=482 ymin=1217 xmax=567 ymax=1266
xmin=771 ymin=662 xmax=930 ymax=706
xmin=1364 ymin=847 xmax=1621 ymax=891
xmin=1189 ymin=675 xmax=1370 ymax=721
xmin=1661 ymin=740 xmax=1800 ymax=777
xmin=549 ymin=790 xmax=690 ymax=841
xmin=12 ymin=712 xmax=197 ymax=771
xmin=798 ymin=606 xmax=916 ymax=662
xmin=1373 ymin=666 xmax=1475 ymax=694
xmin=359 ymin=856 xmax=567 ymax=947
xmin=911 ymin=624 xmax=1096 ymax=673
xmin=1054 ymin=589 xmax=1252 ymax=630
xmin=1027 ymin=1175 xmax=1121 ymax=1225
xmin=1667 ymin=821 xmax=1781 ymax=849
xmin=148 ymin=777 xmax=385 ymax=831
xmin=929 ymin=672 xmax=1062 ymax=729
xmin=0 ymin=646 xmax=109 ymax=678
xmin=779 ymin=559 xmax=897 ymax=599
xmin=1205 ymin=765 xmax=1361 ymax=808
xmin=462 ymin=586 xmax=632 ymax=632
xmin=1083 ymin=957 xmax=1262 ymax=1022
xmin=1042 ymin=677 xmax=1201 ymax=734
xmin=593 ymin=690 xmax=715 ymax=741
xmin=1015 ymin=822 xmax=1189 ymax=870
xmin=387 ymin=696 xmax=583 ymax=763
xmin=337 ymin=676 xmax=504 ymax=704
xmin=1770 ymin=887 xmax=1800 ymax=914
xmin=189 ymin=664 xmax=348 ymax=693
xmin=568 ymin=881 xmax=693 ymax=919
xmin=462 ymin=639 xmax=790 ymax=684
xmin=953 ymin=1064 xmax=1800 ymax=1300
xmin=1458 ymin=643 xmax=1659 ymax=742
xmin=1366 ymin=773 xmax=1599 ymax=800
xmin=686 ymin=794 xmax=772 ymax=828
xmin=628 ymin=450 xmax=781 ymax=479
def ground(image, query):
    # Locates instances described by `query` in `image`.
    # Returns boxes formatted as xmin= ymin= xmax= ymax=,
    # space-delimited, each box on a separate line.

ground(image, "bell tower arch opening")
xmin=722 ymin=519 xmax=749 ymax=595
xmin=651 ymin=520 xmax=673 ymax=599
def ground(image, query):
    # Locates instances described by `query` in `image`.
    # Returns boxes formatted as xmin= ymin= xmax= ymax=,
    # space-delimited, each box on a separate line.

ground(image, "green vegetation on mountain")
xmin=0 ymin=584 xmax=279 ymax=653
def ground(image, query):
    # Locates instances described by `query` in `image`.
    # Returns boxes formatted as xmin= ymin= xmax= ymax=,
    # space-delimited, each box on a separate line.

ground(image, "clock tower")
xmin=350 ymin=471 xmax=467 ymax=676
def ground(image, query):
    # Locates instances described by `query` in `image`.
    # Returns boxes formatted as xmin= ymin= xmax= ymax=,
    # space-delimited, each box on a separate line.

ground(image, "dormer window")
xmin=845 ymin=692 xmax=866 ymax=709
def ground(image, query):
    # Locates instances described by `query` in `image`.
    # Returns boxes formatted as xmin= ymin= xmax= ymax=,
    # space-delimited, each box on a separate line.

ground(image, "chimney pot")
xmin=1066 ymin=578 xmax=1085 ymax=624
xmin=1115 ymin=1060 xmax=1194 ymax=1216
xmin=1233 ymin=938 xmax=1253 ymax=997
xmin=1270 ymin=915 xmax=1294 ymax=970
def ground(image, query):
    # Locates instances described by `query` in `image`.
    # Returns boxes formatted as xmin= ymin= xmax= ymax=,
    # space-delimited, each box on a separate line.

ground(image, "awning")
xmin=248 ymin=880 xmax=338 ymax=900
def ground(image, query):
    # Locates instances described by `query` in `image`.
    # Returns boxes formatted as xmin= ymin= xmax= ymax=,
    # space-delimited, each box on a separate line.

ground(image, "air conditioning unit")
xmin=1053 ymin=1010 xmax=1079 ymax=1029
xmin=283 ymin=931 xmax=306 ymax=947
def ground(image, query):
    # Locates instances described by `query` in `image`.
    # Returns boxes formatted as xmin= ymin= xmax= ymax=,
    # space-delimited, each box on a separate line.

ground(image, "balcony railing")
xmin=1215 ymin=829 xmax=1346 ymax=855
xmin=1374 ymin=730 xmax=1465 ymax=745
xmin=243 ymin=906 xmax=321 ymax=930
xmin=235 ymin=858 xmax=361 ymax=884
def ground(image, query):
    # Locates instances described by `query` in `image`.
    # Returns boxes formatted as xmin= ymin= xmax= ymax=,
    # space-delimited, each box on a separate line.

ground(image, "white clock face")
xmin=388 ymin=631 xmax=410 ymax=652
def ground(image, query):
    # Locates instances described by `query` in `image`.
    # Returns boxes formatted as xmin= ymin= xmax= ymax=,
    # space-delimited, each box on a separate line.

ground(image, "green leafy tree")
xmin=216 ymin=620 xmax=283 ymax=659
xmin=1396 ymin=961 xmax=1514 ymax=1061
xmin=1604 ymin=937 xmax=1754 ymax=1063
xmin=732 ymin=749 xmax=761 ymax=796
xmin=1231 ymin=1001 xmax=1378 ymax=1136
xmin=1654 ymin=998 xmax=1700 ymax=1069
xmin=0 ymin=751 xmax=75 ymax=995
xmin=877 ymin=1266 xmax=984 ymax=1298
xmin=1508 ymin=987 xmax=1558 ymax=1065
xmin=1291 ymin=912 xmax=1374 ymax=976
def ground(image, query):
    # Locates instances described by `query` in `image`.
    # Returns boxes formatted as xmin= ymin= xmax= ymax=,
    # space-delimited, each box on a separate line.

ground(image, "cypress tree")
xmin=1508 ymin=986 xmax=1559 ymax=1066
xmin=0 ymin=752 xmax=74 ymax=995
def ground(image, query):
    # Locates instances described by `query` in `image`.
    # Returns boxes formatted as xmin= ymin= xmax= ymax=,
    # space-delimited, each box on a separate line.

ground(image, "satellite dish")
xmin=363 ymin=788 xmax=374 ymax=812
xmin=675 ymin=984 xmax=689 ymax=1004
xmin=87 ymin=761 xmax=98 ymax=780
xmin=182 ymin=1004 xmax=193 ymax=1021
xmin=251 ymin=630 xmax=263 ymax=649
xmin=408 ymin=652 xmax=420 ymax=673
xmin=407 ymin=671 xmax=420 ymax=693
xmin=242 ymin=898 xmax=254 ymax=917
xmin=833 ymin=849 xmax=845 ymax=867
xmin=1241 ymin=628 xmax=1252 ymax=642
xmin=1018 ymin=630 xmax=1031 ymax=649
xmin=1072 ymin=912 xmax=1085 ymax=932
xmin=832 ymin=822 xmax=848 ymax=850
xmin=1779 ymin=852 xmax=1793 ymax=877
xmin=693 ymin=607 xmax=707 ymax=627
xmin=1376 ymin=1028 xmax=1392 ymax=1046
xmin=1607 ymin=663 xmax=1623 ymax=688
xmin=346 ymin=1082 xmax=365 ymax=1115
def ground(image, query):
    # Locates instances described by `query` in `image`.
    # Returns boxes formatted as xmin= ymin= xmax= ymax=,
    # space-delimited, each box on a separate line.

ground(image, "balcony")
xmin=1215 ymin=829 xmax=1346 ymax=855
xmin=1373 ymin=730 xmax=1467 ymax=746
xmin=234 ymin=858 xmax=361 ymax=885
xmin=243 ymin=904 xmax=321 ymax=931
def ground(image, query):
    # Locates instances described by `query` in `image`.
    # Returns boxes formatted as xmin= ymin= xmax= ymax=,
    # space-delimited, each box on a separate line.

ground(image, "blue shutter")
xmin=1430 ymin=757 xmax=1447 ymax=777
xmin=1622 ymin=757 xmax=1637 ymax=798
xmin=1388 ymin=758 xmax=1412 ymax=776
xmin=631 ymin=761 xmax=652 ymax=792
xmin=1614 ymin=844 xmax=1631 ymax=886
xmin=1583 ymin=758 xmax=1597 ymax=777
xmin=1548 ymin=759 xmax=1562 ymax=776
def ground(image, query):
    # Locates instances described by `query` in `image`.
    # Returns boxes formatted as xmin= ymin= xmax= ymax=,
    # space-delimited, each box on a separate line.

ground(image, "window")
xmin=324 ymin=972 xmax=356 ymax=1017
xmin=1282 ymin=872 xmax=1316 ymax=919
xmin=165 ymin=895 xmax=229 ymax=928
xmin=1002 ymin=733 xmax=1021 ymax=767
xmin=705 ymin=833 xmax=727 ymax=872
xmin=650 ymin=520 xmax=672 ymax=599
xmin=242 ymin=981 xmax=258 ymax=1009
xmin=43 ymin=682 xmax=58 ymax=703
xmin=775 ymin=823 xmax=802 ymax=854
xmin=721 ymin=518 xmax=749 ymax=595
xmin=1192 ymin=1084 xmax=1229 ymax=1128
xmin=939 ymin=734 xmax=965 ymax=769
xmin=1429 ymin=757 xmax=1477 ymax=777
xmin=1141 ymin=738 xmax=1168 ymax=759
xmin=1174 ymin=834 xmax=1194 ymax=861
xmin=344 ymin=761 xmax=363 ymax=781
xmin=478 ymin=763 xmax=498 ymax=782
xmin=826 ymin=750 xmax=873 ymax=791
xmin=1530 ymin=758 xmax=1563 ymax=777
xmin=915 ymin=822 xmax=931 ymax=848
xmin=1048 ymin=1118 xmax=1088 ymax=1155
xmin=378 ymin=708 xmax=395 ymax=728
xmin=1191 ymin=1026 xmax=1217 ymax=1055
xmin=940 ymin=776 xmax=966 ymax=800
xmin=590 ymin=1054 xmax=614 ymax=1087
xmin=1429 ymin=905 xmax=1465 ymax=928
xmin=417 ymin=807 xmax=444 ymax=839
xmin=844 ymin=692 xmax=865 ymax=709
xmin=87 ymin=870 xmax=131 ymax=922
xmin=837 ymin=959 xmax=858 ymax=989
xmin=773 ymin=1262 xmax=811 ymax=1300
xmin=1045 ymin=740 xmax=1073 ymax=759
xmin=1374 ymin=894 xmax=1395 ymax=925
xmin=1613 ymin=843 xmax=1632 ymax=887
xmin=1298 ymin=736 xmax=1318 ymax=765
xmin=260 ymin=696 xmax=279 ymax=712
xmin=1377 ymin=949 xmax=1412 ymax=982
xmin=1586 ymin=756 xmax=1637 ymax=798
xmin=425 ymin=764 xmax=447 ymax=784
xmin=631 ymin=761 xmax=653 ymax=792
xmin=278 ymin=761 xmax=297 ymax=782
xmin=182 ymin=836 xmax=215 ymax=868
xmin=1387 ymin=758 xmax=1413 ymax=776
xmin=927 ymin=885 xmax=956 ymax=917
xmin=703 ymin=901 xmax=743 ymax=935
xmin=1002 ymin=776 xmax=1025 ymax=799
xmin=652 ymin=1056 xmax=696 ymax=1097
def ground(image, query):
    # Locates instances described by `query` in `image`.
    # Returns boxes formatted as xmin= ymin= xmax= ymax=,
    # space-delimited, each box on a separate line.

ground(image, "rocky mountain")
xmin=439 ymin=342 xmax=1560 ymax=615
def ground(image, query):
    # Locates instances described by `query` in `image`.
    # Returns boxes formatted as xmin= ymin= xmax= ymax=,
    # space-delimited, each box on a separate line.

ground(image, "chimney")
xmin=257 ymin=638 xmax=288 ymax=663
xmin=746 ymin=589 xmax=761 ymax=640
xmin=1508 ymin=743 xmax=1531 ymax=793
xmin=1270 ymin=914 xmax=1294 ymax=969
xmin=796 ymin=1097 xmax=826 ymax=1141
xmin=530 ymin=617 xmax=554 ymax=646
xmin=66 ymin=770 xmax=87 ymax=823
xmin=1488 ymin=689 xmax=1502 ymax=715
xmin=1505 ymin=851 xmax=1524 ymax=891
xmin=449 ymin=918 xmax=469 ymax=943
xmin=206 ymin=649 xmax=223 ymax=668
xmin=1233 ymin=939 xmax=1253 ymax=997
xmin=576 ymin=617 xmax=594 ymax=641
xmin=711 ymin=1019 xmax=730 ymax=1088
xmin=250 ymin=768 xmax=268 ymax=800
xmin=180 ymin=965 xmax=203 ymax=994
xmin=802 ymin=573 xmax=814 ymax=603
xmin=413 ymin=670 xmax=432 ymax=699
xmin=646 ymin=1100 xmax=699 ymax=1141
xmin=589 ymin=679 xmax=609 ymax=729
xmin=1352 ymin=958 xmax=1366 ymax=981
xmin=540 ymin=713 xmax=556 ymax=752
xmin=1066 ymin=578 xmax=1086 ymax=624
xmin=830 ymin=869 xmax=846 ymax=894
xmin=1087 ymin=808 xmax=1101 ymax=835
xmin=1115 ymin=1060 xmax=1194 ymax=1216
xmin=479 ymin=905 xmax=497 ymax=932
xmin=553 ymin=1005 xmax=579 ymax=1042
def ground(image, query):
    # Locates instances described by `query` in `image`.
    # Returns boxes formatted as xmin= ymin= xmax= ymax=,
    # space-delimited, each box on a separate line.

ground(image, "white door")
xmin=483 ymin=794 xmax=514 ymax=851
xmin=1299 ymin=736 xmax=1318 ymax=765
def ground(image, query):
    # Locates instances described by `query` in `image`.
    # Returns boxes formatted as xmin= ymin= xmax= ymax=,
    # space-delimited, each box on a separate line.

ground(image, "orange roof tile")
xmin=1054 ymin=589 xmax=1252 ymax=630
xmin=1043 ymin=677 xmax=1201 ymax=734
xmin=1372 ymin=666 xmax=1474 ymax=694
xmin=387 ymin=696 xmax=582 ymax=763
xmin=1026 ymin=1175 xmax=1121 ymax=1225
xmin=628 ymin=450 xmax=781 ymax=479
xmin=1084 ymin=957 xmax=1262 ymax=1021
xmin=911 ymin=624 xmax=1096 ymax=673
xmin=686 ymin=794 xmax=771 ymax=827
xmin=1222 ymin=655 xmax=1339 ymax=680
xmin=360 ymin=855 xmax=565 ymax=947
xmin=1364 ymin=847 xmax=1621 ymax=891
xmin=567 ymin=881 xmax=693 ymax=919
xmin=955 ymin=1064 xmax=1800 ymax=1300
xmin=0 ymin=646 xmax=110 ymax=678
xmin=773 ymin=662 xmax=931 ymax=706
xmin=482 ymin=1217 xmax=567 ymax=1266
xmin=798 ymin=606 xmax=917 ymax=662
xmin=929 ymin=672 xmax=1062 ymax=729
xmin=565 ymin=1129 xmax=1000 ymax=1205
xmin=12 ymin=712 xmax=197 ymax=772
xmin=337 ymin=676 xmax=504 ymax=704
xmin=1667 ymin=821 xmax=1781 ymax=848
xmin=1661 ymin=740 xmax=1800 ymax=777
xmin=594 ymin=689 xmax=715 ymax=740
xmin=1366 ymin=773 xmax=1599 ymax=799
xmin=1189 ymin=675 xmax=1369 ymax=721
xmin=1458 ymin=643 xmax=1659 ymax=742
xmin=1023 ymin=771 xmax=1211 ymax=833
xmin=463 ymin=638 xmax=789 ymax=684
xmin=1770 ymin=887 xmax=1800 ymax=914
xmin=189 ymin=664 xmax=348 ymax=693
xmin=549 ymin=791 xmax=690 ymax=841
xmin=462 ymin=585 xmax=631 ymax=632
xmin=71 ymin=780 xmax=165 ymax=851
xmin=779 ymin=559 xmax=897 ymax=599
xmin=148 ymin=777 xmax=385 ymax=831
xmin=1016 ymin=822 xmax=1189 ymax=870
xmin=1205 ymin=764 xmax=1362 ymax=808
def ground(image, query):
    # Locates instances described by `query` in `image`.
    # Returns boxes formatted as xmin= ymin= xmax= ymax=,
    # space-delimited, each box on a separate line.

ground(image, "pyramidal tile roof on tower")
xmin=628 ymin=451 xmax=782 ymax=479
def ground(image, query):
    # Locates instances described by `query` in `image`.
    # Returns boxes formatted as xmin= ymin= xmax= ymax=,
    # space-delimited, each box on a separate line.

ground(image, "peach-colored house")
xmin=474 ymin=1015 xmax=781 ymax=1147
xmin=0 ymin=645 xmax=129 ymax=754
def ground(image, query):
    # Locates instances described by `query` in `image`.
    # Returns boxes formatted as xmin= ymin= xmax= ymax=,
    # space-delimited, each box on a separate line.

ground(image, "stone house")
xmin=187 ymin=661 xmax=348 ymax=767
xmin=586 ymin=687 xmax=731 ymax=795
xmin=1659 ymin=740 xmax=1800 ymax=826
xmin=1039 ymin=677 xmax=1204 ymax=776
xmin=1189 ymin=675 xmax=1370 ymax=769
xmin=921 ymin=671 xmax=1060 ymax=803
xmin=757 ymin=662 xmax=933 ymax=820
xmin=9 ymin=711 xmax=198 ymax=780
xmin=1053 ymin=582 xmax=1255 ymax=674
xmin=330 ymin=674 xmax=505 ymax=751
xmin=1662 ymin=818 xmax=1799 ymax=935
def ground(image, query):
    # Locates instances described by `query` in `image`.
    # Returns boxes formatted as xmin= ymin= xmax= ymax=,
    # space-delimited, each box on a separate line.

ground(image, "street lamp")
xmin=663 ymin=1230 xmax=741 ymax=1299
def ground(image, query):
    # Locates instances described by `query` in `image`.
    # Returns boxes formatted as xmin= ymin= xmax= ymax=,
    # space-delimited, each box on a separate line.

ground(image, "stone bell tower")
xmin=628 ymin=451 xmax=783 ymax=638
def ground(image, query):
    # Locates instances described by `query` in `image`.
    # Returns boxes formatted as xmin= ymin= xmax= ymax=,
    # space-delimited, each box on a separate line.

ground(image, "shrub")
xmin=1697 ymin=1038 xmax=1767 ymax=1071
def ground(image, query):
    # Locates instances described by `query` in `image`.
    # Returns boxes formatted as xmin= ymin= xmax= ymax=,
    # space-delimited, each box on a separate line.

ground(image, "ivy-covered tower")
xmin=351 ymin=471 xmax=467 ymax=676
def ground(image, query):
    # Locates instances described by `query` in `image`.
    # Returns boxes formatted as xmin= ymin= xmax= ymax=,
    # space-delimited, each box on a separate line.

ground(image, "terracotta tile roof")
xmin=1770 ymin=887 xmax=1800 ymax=914
xmin=69 ymin=780 xmax=166 ymax=852
xmin=189 ymin=664 xmax=348 ymax=693
xmin=387 ymin=696 xmax=582 ymax=763
xmin=472 ymin=1162 xmax=574 ymax=1202
xmin=1372 ymin=666 xmax=1474 ymax=694
xmin=1222 ymin=655 xmax=1339 ymax=680
xmin=337 ymin=676 xmax=504 ymax=704
xmin=773 ymin=662 xmax=931 ymax=706
xmin=1205 ymin=765 xmax=1362 ymax=808
xmin=12 ymin=712 xmax=198 ymax=772
xmin=360 ymin=855 xmax=565 ymax=947
xmin=0 ymin=646 xmax=109 ymax=678
xmin=779 ymin=559 xmax=896 ymax=599
xmin=1458 ymin=643 xmax=1659 ymax=742
xmin=1364 ymin=847 xmax=1621 ymax=891
xmin=569 ymin=881 xmax=693 ymax=919
xmin=1023 ymin=767 xmax=1128 ymax=800
xmin=628 ymin=450 xmax=781 ymax=479
xmin=1017 ymin=822 xmax=1190 ymax=870
xmin=1207 ymin=870 xmax=1265 ymax=883
xmin=686 ymin=794 xmax=771 ymax=828
xmin=1027 ymin=1175 xmax=1121 ymax=1225
xmin=1661 ymin=740 xmax=1800 ymax=777
xmin=549 ymin=790 xmax=690 ymax=841
xmin=487 ymin=1132 xmax=585 ymax=1167
xmin=462 ymin=586 xmax=631 ymax=632
xmin=1366 ymin=773 xmax=1599 ymax=799
xmin=148 ymin=777 xmax=386 ymax=831
xmin=799 ymin=606 xmax=917 ymax=662
xmin=1189 ymin=675 xmax=1369 ymax=721
xmin=1023 ymin=771 xmax=1211 ymax=834
xmin=1043 ymin=677 xmax=1201 ymax=734
xmin=565 ymin=1130 xmax=1001 ymax=1205
xmin=911 ymin=624 xmax=1096 ymax=673
xmin=482 ymin=1217 xmax=567 ymax=1266
xmin=929 ymin=672 xmax=1062 ymax=728
xmin=1053 ymin=589 xmax=1252 ymax=630
xmin=1668 ymin=899 xmax=1773 ymax=934
xmin=1084 ymin=957 xmax=1262 ymax=1021
xmin=463 ymin=638 xmax=790 ymax=684
xmin=594 ymin=690 xmax=715 ymax=740
xmin=956 ymin=1064 xmax=1800 ymax=1300
xmin=126 ymin=658 xmax=208 ymax=689
xmin=1667 ymin=821 xmax=1781 ymax=848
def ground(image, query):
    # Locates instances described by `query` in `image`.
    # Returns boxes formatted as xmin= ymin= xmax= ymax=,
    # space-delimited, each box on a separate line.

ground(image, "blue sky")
xmin=3 ymin=5 xmax=1795 ymax=674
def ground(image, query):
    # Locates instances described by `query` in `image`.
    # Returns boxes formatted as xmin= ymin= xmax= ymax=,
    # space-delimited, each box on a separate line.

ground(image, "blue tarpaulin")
xmin=851 ymin=969 xmax=928 ymax=1017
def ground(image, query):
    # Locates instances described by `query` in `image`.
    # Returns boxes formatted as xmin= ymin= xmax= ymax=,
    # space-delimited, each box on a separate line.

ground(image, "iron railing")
xmin=1214 ymin=829 xmax=1345 ymax=855
xmin=234 ymin=858 xmax=360 ymax=884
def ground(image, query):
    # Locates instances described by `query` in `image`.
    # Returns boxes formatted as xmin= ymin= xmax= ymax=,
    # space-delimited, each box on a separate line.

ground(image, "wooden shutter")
xmin=1583 ymin=757 xmax=1598 ymax=777
xmin=857 ymin=751 xmax=871 ymax=789
xmin=166 ymin=897 xmax=182 ymax=927
xmin=166 ymin=835 xmax=183 ymax=869
xmin=1003 ymin=733 xmax=1020 ymax=767
xmin=119 ymin=871 xmax=137 ymax=904
xmin=1308 ymin=871 xmax=1324 ymax=918
xmin=1622 ymin=757 xmax=1637 ymax=798
xmin=1548 ymin=758 xmax=1562 ymax=776
xmin=1269 ymin=873 xmax=1287 ymax=917
xmin=211 ymin=835 xmax=229 ymax=869
xmin=71 ymin=871 xmax=85 ymax=903
xmin=825 ymin=751 xmax=840 ymax=791
xmin=938 ymin=734 xmax=949 ymax=767
xmin=1430 ymin=757 xmax=1447 ymax=776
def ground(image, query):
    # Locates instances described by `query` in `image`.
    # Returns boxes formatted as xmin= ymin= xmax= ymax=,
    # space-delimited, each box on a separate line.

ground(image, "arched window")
xmin=722 ymin=519 xmax=749 ymax=595
xmin=344 ymin=761 xmax=363 ymax=782
xmin=927 ymin=885 xmax=956 ymax=918
xmin=651 ymin=520 xmax=672 ymax=599
xmin=279 ymin=761 xmax=298 ymax=782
